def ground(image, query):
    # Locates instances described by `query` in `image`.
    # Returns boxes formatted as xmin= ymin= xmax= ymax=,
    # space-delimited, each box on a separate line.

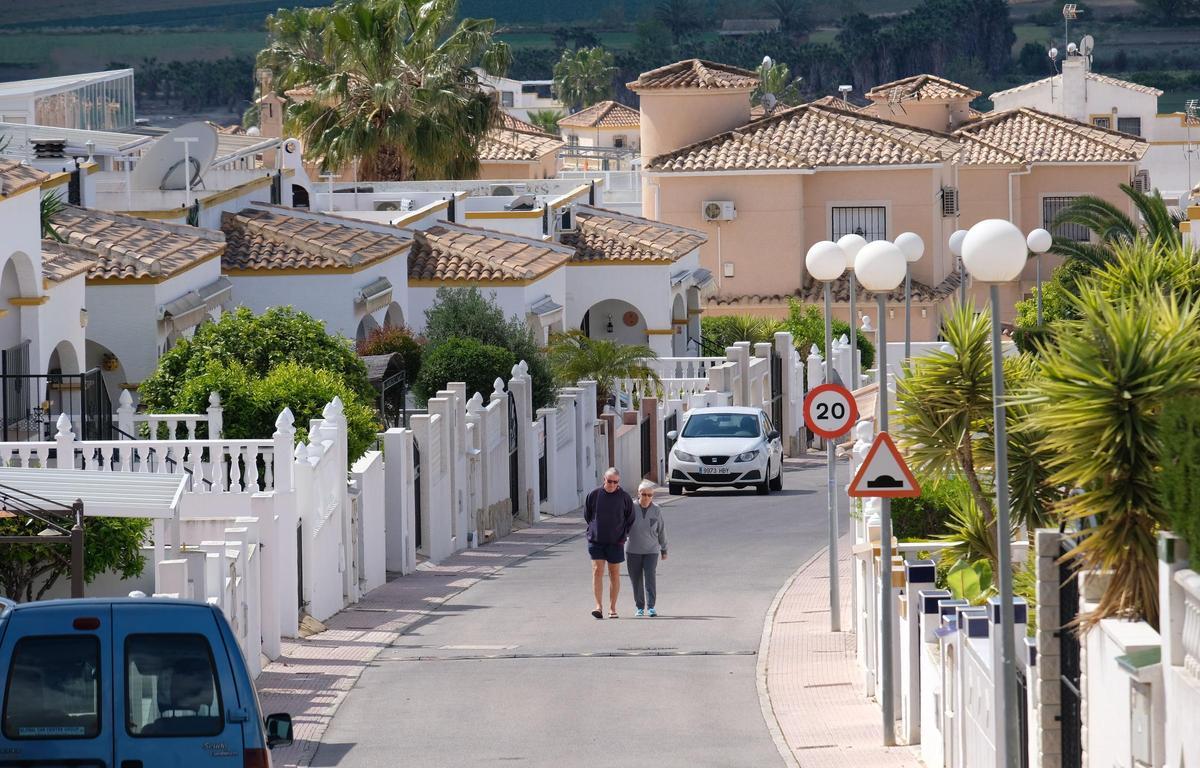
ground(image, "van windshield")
xmin=681 ymin=413 xmax=761 ymax=438
xmin=126 ymin=634 xmax=223 ymax=738
xmin=3 ymin=636 xmax=101 ymax=740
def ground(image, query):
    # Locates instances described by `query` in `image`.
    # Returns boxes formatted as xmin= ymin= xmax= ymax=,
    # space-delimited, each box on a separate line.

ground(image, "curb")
xmin=755 ymin=545 xmax=828 ymax=768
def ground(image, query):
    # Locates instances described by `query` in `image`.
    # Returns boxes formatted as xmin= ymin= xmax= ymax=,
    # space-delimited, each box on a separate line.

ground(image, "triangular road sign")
xmin=848 ymin=432 xmax=921 ymax=498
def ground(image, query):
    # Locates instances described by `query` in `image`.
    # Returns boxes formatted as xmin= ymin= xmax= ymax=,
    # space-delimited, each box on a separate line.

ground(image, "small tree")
xmin=0 ymin=517 xmax=149 ymax=603
xmin=547 ymin=331 xmax=659 ymax=411
xmin=414 ymin=339 xmax=516 ymax=405
xmin=527 ymin=108 xmax=565 ymax=136
xmin=1159 ymin=395 xmax=1200 ymax=570
xmin=357 ymin=325 xmax=423 ymax=385
xmin=783 ymin=299 xmax=875 ymax=370
xmin=552 ymin=47 xmax=616 ymax=112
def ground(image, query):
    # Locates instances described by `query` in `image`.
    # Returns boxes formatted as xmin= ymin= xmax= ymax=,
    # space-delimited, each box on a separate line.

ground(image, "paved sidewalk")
xmin=760 ymin=532 xmax=924 ymax=768
xmin=256 ymin=514 xmax=584 ymax=768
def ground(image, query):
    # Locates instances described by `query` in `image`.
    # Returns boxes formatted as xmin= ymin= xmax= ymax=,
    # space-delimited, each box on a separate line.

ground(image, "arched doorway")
xmin=292 ymin=184 xmax=310 ymax=209
xmin=383 ymin=302 xmax=405 ymax=330
xmin=44 ymin=340 xmax=82 ymax=436
xmin=0 ymin=259 xmax=24 ymax=353
xmin=671 ymin=294 xmax=687 ymax=355
xmin=86 ymin=339 xmax=127 ymax=411
xmin=580 ymin=299 xmax=648 ymax=348
xmin=356 ymin=313 xmax=381 ymax=346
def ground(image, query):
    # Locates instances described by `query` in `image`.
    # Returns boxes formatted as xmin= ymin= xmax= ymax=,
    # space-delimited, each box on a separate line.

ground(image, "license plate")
xmin=699 ymin=466 xmax=726 ymax=474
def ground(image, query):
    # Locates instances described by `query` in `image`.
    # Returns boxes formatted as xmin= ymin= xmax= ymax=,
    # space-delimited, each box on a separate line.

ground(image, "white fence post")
xmin=54 ymin=414 xmax=74 ymax=469
xmin=206 ymin=391 xmax=223 ymax=438
xmin=251 ymin=492 xmax=281 ymax=660
xmin=117 ymin=390 xmax=136 ymax=437
xmin=382 ymin=427 xmax=416 ymax=574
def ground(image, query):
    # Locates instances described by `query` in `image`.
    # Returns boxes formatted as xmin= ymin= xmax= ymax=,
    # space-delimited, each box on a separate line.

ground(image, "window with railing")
xmin=831 ymin=206 xmax=886 ymax=242
xmin=1117 ymin=117 xmax=1142 ymax=136
xmin=1043 ymin=196 xmax=1090 ymax=242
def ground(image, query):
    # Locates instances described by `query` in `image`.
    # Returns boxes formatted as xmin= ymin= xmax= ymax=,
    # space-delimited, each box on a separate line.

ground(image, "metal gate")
xmin=507 ymin=392 xmax=520 ymax=517
xmin=769 ymin=347 xmax=784 ymax=430
xmin=1016 ymin=664 xmax=1030 ymax=768
xmin=1059 ymin=534 xmax=1083 ymax=768
xmin=413 ymin=438 xmax=422 ymax=549
xmin=663 ymin=412 xmax=678 ymax=457
xmin=640 ymin=416 xmax=651 ymax=479
xmin=538 ymin=414 xmax=548 ymax=503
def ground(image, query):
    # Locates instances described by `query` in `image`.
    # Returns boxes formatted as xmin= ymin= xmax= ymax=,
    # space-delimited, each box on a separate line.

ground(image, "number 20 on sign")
xmin=803 ymin=383 xmax=858 ymax=440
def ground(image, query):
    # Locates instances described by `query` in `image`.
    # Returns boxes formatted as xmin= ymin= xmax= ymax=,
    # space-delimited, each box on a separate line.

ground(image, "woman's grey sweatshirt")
xmin=626 ymin=502 xmax=667 ymax=555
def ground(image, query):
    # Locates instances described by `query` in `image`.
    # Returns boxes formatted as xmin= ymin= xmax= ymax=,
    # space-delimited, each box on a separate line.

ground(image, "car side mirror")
xmin=768 ymin=430 xmax=780 ymax=441
xmin=266 ymin=713 xmax=293 ymax=749
xmin=666 ymin=430 xmax=678 ymax=441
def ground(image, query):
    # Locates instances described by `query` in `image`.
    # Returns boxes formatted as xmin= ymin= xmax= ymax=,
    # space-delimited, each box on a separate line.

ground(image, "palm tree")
xmin=551 ymin=47 xmax=615 ymax=113
xmin=527 ymin=109 xmax=565 ymax=136
xmin=654 ymin=0 xmax=706 ymax=44
xmin=547 ymin=331 xmax=660 ymax=412
xmin=257 ymin=0 xmax=511 ymax=180
xmin=1029 ymin=242 xmax=1200 ymax=629
xmin=41 ymin=192 xmax=66 ymax=243
xmin=1050 ymin=182 xmax=1184 ymax=267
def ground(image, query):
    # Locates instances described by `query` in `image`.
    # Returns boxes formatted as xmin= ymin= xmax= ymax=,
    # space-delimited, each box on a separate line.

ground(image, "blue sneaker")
xmin=648 ymin=608 xmax=657 ymax=617
xmin=635 ymin=608 xmax=645 ymax=617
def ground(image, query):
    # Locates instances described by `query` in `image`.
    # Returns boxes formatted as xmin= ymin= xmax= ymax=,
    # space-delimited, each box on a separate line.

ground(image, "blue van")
xmin=0 ymin=597 xmax=293 ymax=767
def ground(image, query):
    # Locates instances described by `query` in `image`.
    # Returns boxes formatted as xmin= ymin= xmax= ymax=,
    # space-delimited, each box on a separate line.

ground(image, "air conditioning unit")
xmin=558 ymin=206 xmax=576 ymax=232
xmin=374 ymin=198 xmax=414 ymax=212
xmin=1131 ymin=170 xmax=1151 ymax=194
xmin=941 ymin=186 xmax=960 ymax=217
xmin=702 ymin=200 xmax=736 ymax=222
xmin=490 ymin=183 xmax=526 ymax=197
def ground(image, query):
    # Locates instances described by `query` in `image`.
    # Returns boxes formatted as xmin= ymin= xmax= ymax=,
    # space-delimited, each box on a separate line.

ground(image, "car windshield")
xmin=680 ymin=413 xmax=760 ymax=438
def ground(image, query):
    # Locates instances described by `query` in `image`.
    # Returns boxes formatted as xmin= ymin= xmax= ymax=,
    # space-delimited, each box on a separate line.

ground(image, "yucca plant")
xmin=1050 ymin=183 xmax=1184 ymax=268
xmin=1029 ymin=279 xmax=1200 ymax=629
xmin=701 ymin=314 xmax=786 ymax=349
xmin=546 ymin=331 xmax=659 ymax=412
xmin=41 ymin=191 xmax=67 ymax=243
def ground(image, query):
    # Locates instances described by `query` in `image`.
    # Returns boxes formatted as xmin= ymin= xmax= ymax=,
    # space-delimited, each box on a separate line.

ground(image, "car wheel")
xmin=769 ymin=461 xmax=783 ymax=491
xmin=669 ymin=482 xmax=682 ymax=496
xmin=756 ymin=475 xmax=770 ymax=495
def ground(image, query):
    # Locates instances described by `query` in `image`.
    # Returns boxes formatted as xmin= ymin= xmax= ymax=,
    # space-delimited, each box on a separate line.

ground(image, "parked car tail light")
xmin=735 ymin=450 xmax=760 ymax=463
xmin=244 ymin=748 xmax=271 ymax=768
xmin=673 ymin=449 xmax=698 ymax=463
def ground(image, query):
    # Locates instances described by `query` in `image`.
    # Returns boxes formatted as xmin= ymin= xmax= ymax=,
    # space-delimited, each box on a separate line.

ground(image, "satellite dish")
xmin=762 ymin=93 xmax=777 ymax=114
xmin=129 ymin=121 xmax=218 ymax=191
xmin=1049 ymin=47 xmax=1059 ymax=60
xmin=1080 ymin=35 xmax=1094 ymax=56
xmin=1066 ymin=41 xmax=1078 ymax=55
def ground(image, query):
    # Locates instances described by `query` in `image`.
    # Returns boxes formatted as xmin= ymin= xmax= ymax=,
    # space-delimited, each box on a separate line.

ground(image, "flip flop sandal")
xmin=608 ymin=610 xmax=619 ymax=619
xmin=591 ymin=609 xmax=603 ymax=619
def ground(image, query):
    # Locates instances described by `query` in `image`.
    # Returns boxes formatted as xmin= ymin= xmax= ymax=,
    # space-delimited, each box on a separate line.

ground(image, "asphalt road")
xmin=312 ymin=458 xmax=847 ymax=768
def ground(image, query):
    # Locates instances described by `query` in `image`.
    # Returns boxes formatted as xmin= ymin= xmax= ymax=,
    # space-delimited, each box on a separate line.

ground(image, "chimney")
xmin=1061 ymin=53 xmax=1088 ymax=123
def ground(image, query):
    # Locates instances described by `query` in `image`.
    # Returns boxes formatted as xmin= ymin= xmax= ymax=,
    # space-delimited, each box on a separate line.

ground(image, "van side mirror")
xmin=266 ymin=713 xmax=293 ymax=748
xmin=666 ymin=430 xmax=678 ymax=441
xmin=768 ymin=430 xmax=780 ymax=441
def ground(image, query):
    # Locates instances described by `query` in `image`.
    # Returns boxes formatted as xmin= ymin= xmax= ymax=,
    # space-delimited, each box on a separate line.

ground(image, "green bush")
xmin=423 ymin=288 xmax=555 ymax=408
xmin=357 ymin=325 xmax=423 ymax=384
xmin=414 ymin=339 xmax=517 ymax=406
xmin=784 ymin=299 xmax=875 ymax=371
xmin=890 ymin=473 xmax=972 ymax=542
xmin=1159 ymin=395 xmax=1200 ymax=569
xmin=172 ymin=360 xmax=380 ymax=461
xmin=700 ymin=315 xmax=786 ymax=349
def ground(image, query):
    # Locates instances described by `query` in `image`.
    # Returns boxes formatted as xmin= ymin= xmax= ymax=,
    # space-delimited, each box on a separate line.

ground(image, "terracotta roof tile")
xmin=867 ymin=74 xmax=980 ymax=102
xmin=408 ymin=223 xmax=572 ymax=283
xmin=0 ymin=160 xmax=49 ymax=197
xmin=628 ymin=59 xmax=758 ymax=92
xmin=558 ymin=101 xmax=640 ymax=129
xmin=478 ymin=126 xmax=564 ymax=162
xmin=499 ymin=112 xmax=547 ymax=134
xmin=47 ymin=206 xmax=225 ymax=281
xmin=221 ymin=208 xmax=410 ymax=271
xmin=954 ymin=107 xmax=1147 ymax=165
xmin=38 ymin=241 xmax=92 ymax=282
xmin=648 ymin=102 xmax=959 ymax=172
xmin=562 ymin=206 xmax=706 ymax=264
xmin=989 ymin=71 xmax=1163 ymax=101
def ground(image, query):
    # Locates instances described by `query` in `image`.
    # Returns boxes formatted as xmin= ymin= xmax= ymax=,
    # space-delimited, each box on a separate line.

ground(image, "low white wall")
xmin=351 ymin=450 xmax=387 ymax=595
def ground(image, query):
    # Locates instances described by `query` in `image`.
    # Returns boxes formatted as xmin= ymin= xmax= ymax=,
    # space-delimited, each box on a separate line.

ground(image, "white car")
xmin=665 ymin=406 xmax=784 ymax=496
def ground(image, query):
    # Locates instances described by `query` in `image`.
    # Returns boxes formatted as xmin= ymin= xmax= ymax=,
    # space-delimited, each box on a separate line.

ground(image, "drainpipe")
xmin=1008 ymin=164 xmax=1033 ymax=224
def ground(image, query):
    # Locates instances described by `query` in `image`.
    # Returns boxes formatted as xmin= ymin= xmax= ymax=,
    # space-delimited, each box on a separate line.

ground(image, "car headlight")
xmin=735 ymin=450 xmax=760 ymax=463
xmin=673 ymin=449 xmax=698 ymax=463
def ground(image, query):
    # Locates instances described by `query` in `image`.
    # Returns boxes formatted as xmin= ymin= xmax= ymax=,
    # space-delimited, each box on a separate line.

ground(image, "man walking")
xmin=585 ymin=467 xmax=635 ymax=619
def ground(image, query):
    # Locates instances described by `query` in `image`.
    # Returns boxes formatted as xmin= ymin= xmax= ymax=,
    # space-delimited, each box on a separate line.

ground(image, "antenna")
xmin=1062 ymin=4 xmax=1081 ymax=53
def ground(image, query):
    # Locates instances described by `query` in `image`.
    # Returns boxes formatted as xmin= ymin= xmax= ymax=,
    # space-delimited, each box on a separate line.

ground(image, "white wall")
xmin=407 ymin=268 xmax=565 ymax=336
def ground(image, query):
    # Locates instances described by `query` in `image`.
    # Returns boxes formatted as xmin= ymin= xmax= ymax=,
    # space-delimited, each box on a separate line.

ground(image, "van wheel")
xmin=669 ymin=482 xmax=682 ymax=496
xmin=769 ymin=462 xmax=783 ymax=491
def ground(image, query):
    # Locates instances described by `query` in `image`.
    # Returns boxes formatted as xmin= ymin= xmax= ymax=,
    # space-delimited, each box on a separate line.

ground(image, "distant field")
xmin=0 ymin=30 xmax=265 ymax=78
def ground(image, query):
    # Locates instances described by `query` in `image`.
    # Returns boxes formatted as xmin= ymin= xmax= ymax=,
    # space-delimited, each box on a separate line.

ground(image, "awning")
xmin=671 ymin=269 xmax=692 ymax=287
xmin=529 ymin=295 xmax=563 ymax=317
xmin=198 ymin=276 xmax=233 ymax=308
xmin=692 ymin=268 xmax=713 ymax=287
xmin=0 ymin=466 xmax=186 ymax=519
xmin=355 ymin=277 xmax=393 ymax=314
xmin=160 ymin=291 xmax=208 ymax=333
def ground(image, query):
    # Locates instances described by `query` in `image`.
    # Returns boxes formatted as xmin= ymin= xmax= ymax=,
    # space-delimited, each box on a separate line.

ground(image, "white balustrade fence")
xmin=117 ymin=388 xmax=224 ymax=440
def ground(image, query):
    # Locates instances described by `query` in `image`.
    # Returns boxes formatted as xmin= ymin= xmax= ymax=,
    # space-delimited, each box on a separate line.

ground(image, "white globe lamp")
xmin=837 ymin=232 xmax=868 ymax=390
xmin=854 ymin=240 xmax=907 ymax=292
xmin=1026 ymin=228 xmax=1052 ymax=254
xmin=837 ymin=233 xmax=867 ymax=271
xmin=948 ymin=229 xmax=968 ymax=257
xmin=962 ymin=219 xmax=1027 ymax=283
xmin=895 ymin=231 xmax=925 ymax=263
xmin=805 ymin=241 xmax=846 ymax=282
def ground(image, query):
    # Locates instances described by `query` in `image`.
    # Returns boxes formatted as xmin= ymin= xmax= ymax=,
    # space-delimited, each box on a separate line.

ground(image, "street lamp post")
xmin=895 ymin=232 xmax=925 ymax=360
xmin=961 ymin=219 xmax=1029 ymax=768
xmin=949 ymin=229 xmax=968 ymax=306
xmin=1026 ymin=228 xmax=1053 ymax=326
xmin=853 ymin=238 xmax=908 ymax=747
xmin=837 ymin=234 xmax=867 ymax=387
xmin=805 ymin=240 xmax=848 ymax=633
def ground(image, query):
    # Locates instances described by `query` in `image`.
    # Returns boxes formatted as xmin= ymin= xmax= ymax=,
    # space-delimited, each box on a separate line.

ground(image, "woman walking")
xmin=627 ymin=480 xmax=668 ymax=617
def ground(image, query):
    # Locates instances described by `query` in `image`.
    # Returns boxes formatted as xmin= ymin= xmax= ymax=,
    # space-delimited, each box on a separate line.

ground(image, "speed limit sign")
xmin=803 ymin=383 xmax=859 ymax=439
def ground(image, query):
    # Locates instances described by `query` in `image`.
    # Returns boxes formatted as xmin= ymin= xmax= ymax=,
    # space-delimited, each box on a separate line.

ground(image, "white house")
xmin=990 ymin=45 xmax=1198 ymax=203
xmin=475 ymin=71 xmax=565 ymax=122
xmin=220 ymin=204 xmax=411 ymax=343
xmin=404 ymin=222 xmax=573 ymax=345
xmin=43 ymin=206 xmax=229 ymax=401
xmin=558 ymin=101 xmax=641 ymax=152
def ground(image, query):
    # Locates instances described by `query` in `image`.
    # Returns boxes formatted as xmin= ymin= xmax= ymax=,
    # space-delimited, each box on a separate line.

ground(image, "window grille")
xmin=941 ymin=187 xmax=959 ymax=217
xmin=1117 ymin=117 xmax=1141 ymax=136
xmin=1091 ymin=116 xmax=1111 ymax=130
xmin=1043 ymin=196 xmax=1090 ymax=242
xmin=831 ymin=206 xmax=886 ymax=241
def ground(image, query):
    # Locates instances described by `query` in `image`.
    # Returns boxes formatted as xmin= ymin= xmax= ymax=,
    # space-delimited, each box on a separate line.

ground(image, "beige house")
xmin=636 ymin=61 xmax=1147 ymax=338
xmin=557 ymin=101 xmax=641 ymax=152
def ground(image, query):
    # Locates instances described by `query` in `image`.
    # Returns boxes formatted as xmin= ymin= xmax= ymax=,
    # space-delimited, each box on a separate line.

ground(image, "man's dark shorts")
xmin=588 ymin=542 xmax=625 ymax=564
